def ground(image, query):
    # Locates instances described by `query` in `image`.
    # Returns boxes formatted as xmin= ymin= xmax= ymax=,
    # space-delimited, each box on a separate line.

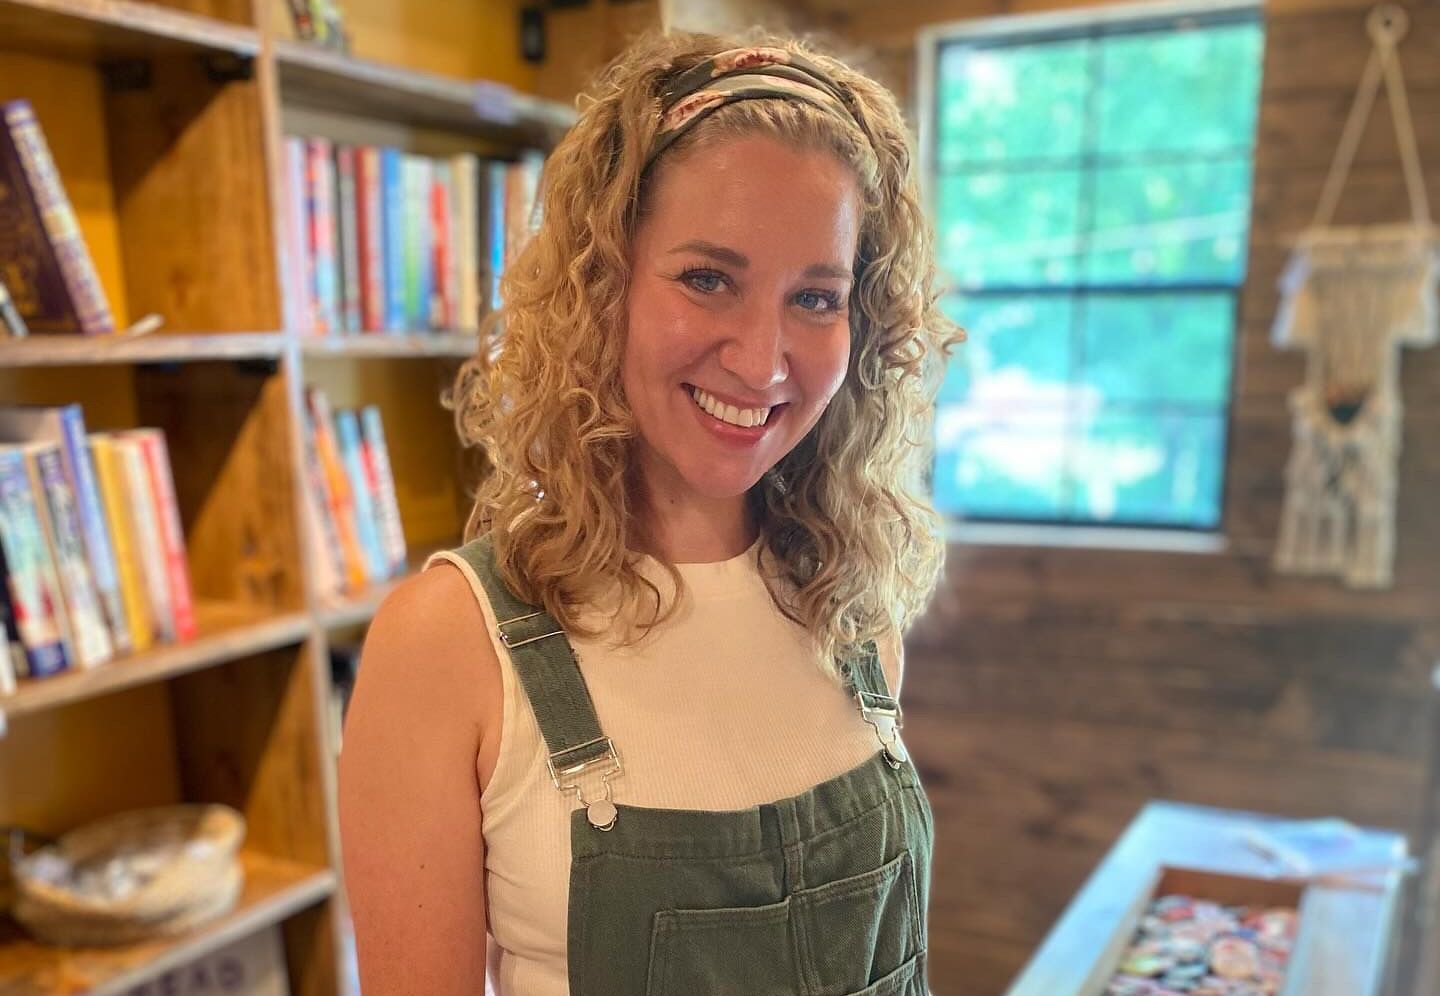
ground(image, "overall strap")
xmin=453 ymin=535 xmax=622 ymax=828
xmin=843 ymin=640 xmax=910 ymax=769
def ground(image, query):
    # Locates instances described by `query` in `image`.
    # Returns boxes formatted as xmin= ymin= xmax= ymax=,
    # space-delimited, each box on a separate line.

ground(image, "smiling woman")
xmin=337 ymin=28 xmax=963 ymax=996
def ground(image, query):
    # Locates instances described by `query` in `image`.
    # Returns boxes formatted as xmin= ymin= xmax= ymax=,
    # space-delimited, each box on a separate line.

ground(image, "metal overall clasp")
xmin=855 ymin=690 xmax=909 ymax=769
xmin=546 ymin=736 xmax=623 ymax=831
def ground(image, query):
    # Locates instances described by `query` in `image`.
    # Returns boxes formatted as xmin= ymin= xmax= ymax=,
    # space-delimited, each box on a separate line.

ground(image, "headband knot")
xmin=646 ymin=47 xmax=860 ymax=168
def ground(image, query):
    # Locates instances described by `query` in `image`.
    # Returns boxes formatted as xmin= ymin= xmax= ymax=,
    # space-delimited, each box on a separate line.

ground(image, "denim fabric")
xmin=459 ymin=536 xmax=934 ymax=996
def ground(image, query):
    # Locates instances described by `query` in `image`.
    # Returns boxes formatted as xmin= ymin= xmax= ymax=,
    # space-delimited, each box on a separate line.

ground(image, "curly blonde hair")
xmin=443 ymin=28 xmax=964 ymax=680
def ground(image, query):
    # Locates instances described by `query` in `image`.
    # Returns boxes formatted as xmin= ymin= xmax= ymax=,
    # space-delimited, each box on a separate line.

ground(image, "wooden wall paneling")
xmin=104 ymin=52 xmax=283 ymax=332
xmin=133 ymin=360 xmax=305 ymax=610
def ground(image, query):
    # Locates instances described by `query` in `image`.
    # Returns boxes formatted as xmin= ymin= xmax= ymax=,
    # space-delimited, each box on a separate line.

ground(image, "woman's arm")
xmin=338 ymin=565 xmax=500 ymax=995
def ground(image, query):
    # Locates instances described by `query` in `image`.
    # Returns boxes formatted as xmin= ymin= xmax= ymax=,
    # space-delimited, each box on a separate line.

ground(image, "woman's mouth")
xmin=683 ymin=385 xmax=787 ymax=443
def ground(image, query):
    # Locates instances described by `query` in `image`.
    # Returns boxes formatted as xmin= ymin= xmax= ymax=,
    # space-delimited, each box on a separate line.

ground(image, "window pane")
xmin=1097 ymin=23 xmax=1264 ymax=156
xmin=1068 ymin=409 xmax=1225 ymax=526
xmin=935 ymin=406 xmax=1069 ymax=520
xmin=937 ymin=38 xmax=1091 ymax=168
xmin=936 ymin=170 xmax=1084 ymax=287
xmin=940 ymin=294 xmax=1077 ymax=402
xmin=1079 ymin=293 xmax=1235 ymax=406
xmin=1083 ymin=158 xmax=1252 ymax=284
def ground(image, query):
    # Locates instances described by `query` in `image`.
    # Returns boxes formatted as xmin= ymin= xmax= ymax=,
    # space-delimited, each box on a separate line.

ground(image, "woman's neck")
xmin=627 ymin=465 xmax=759 ymax=565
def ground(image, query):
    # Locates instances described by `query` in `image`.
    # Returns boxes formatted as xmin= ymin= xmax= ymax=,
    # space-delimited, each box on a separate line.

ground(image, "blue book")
xmin=332 ymin=409 xmax=388 ymax=581
xmin=380 ymin=148 xmax=405 ymax=332
xmin=0 ymin=403 xmax=130 ymax=654
xmin=485 ymin=159 xmax=507 ymax=310
xmin=0 ymin=445 xmax=70 ymax=678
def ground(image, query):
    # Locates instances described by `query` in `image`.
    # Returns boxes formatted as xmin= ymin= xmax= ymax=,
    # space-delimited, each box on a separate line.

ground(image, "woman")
xmin=338 ymin=28 xmax=962 ymax=996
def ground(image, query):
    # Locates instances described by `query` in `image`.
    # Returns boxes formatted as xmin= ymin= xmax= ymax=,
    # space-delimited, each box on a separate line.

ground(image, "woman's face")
xmin=623 ymin=134 xmax=861 ymax=508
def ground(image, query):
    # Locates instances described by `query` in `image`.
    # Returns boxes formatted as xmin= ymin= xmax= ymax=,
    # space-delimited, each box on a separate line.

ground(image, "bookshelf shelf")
xmin=0 ymin=0 xmax=260 ymax=61
xmin=0 ymin=332 xmax=286 ymax=369
xmin=274 ymin=39 xmax=575 ymax=142
xmin=0 ymin=603 xmax=312 ymax=722
xmin=299 ymin=332 xmax=478 ymax=359
xmin=0 ymin=851 xmax=335 ymax=996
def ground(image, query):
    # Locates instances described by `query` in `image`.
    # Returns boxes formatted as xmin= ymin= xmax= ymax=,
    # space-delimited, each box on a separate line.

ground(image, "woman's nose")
xmin=717 ymin=304 xmax=789 ymax=392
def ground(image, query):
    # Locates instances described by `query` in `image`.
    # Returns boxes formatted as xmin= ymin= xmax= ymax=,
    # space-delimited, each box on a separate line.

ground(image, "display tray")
xmin=1081 ymin=867 xmax=1312 ymax=996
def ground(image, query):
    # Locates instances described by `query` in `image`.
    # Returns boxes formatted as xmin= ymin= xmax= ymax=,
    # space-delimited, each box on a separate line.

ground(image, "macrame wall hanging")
xmin=1270 ymin=4 xmax=1438 ymax=590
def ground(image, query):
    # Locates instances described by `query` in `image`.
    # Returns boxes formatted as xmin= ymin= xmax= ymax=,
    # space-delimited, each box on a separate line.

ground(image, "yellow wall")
xmin=270 ymin=0 xmax=537 ymax=91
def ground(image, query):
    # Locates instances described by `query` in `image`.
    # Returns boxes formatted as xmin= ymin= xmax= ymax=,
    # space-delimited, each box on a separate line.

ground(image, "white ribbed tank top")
xmin=422 ymin=536 xmax=901 ymax=996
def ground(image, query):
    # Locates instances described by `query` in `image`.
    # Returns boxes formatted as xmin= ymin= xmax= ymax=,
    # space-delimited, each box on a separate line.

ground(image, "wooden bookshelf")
xmin=299 ymin=332 xmax=478 ymax=359
xmin=0 ymin=332 xmax=286 ymax=368
xmin=0 ymin=2 xmax=563 ymax=992
xmin=0 ymin=0 xmax=259 ymax=61
xmin=274 ymin=38 xmax=574 ymax=143
xmin=0 ymin=852 xmax=335 ymax=996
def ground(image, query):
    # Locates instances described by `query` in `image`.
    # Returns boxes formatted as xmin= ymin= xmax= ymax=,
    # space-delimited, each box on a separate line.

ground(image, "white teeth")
xmin=689 ymin=387 xmax=772 ymax=429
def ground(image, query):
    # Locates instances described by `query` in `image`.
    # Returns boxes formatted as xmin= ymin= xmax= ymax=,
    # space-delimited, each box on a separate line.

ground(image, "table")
xmin=1003 ymin=800 xmax=1410 ymax=996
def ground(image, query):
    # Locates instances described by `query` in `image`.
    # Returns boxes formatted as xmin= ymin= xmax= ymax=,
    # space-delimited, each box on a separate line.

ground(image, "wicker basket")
xmin=12 ymin=804 xmax=246 ymax=947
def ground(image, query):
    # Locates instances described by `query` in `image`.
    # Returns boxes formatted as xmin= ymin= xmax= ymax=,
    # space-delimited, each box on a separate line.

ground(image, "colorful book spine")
xmin=114 ymin=435 xmax=172 ymax=643
xmin=355 ymin=146 xmax=385 ymax=333
xmin=333 ymin=408 xmax=388 ymax=581
xmin=127 ymin=429 xmax=197 ymax=642
xmin=284 ymin=136 xmax=317 ymax=334
xmin=430 ymin=160 xmax=453 ymax=330
xmin=90 ymin=434 xmax=154 ymax=653
xmin=483 ymin=159 xmax=507 ymax=311
xmin=0 ymin=538 xmax=22 ymax=692
xmin=306 ymin=137 xmax=340 ymax=334
xmin=380 ymin=148 xmax=405 ymax=332
xmin=0 ymin=446 xmax=70 ymax=678
xmin=299 ymin=406 xmax=346 ymax=599
xmin=0 ymin=404 xmax=130 ymax=654
xmin=306 ymin=388 xmax=369 ymax=591
xmin=335 ymin=144 xmax=362 ymax=334
xmin=402 ymin=155 xmax=434 ymax=330
xmin=30 ymin=444 xmax=112 ymax=669
xmin=0 ymin=100 xmax=115 ymax=335
xmin=359 ymin=405 xmax=407 ymax=575
xmin=452 ymin=155 xmax=479 ymax=333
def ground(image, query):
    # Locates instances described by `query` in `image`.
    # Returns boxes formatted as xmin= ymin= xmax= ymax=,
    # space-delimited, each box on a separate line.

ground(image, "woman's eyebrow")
xmin=667 ymin=241 xmax=850 ymax=280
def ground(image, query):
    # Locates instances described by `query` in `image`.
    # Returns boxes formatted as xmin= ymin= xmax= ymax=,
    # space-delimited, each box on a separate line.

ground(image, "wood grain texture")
xmin=760 ymin=1 xmax=1440 ymax=992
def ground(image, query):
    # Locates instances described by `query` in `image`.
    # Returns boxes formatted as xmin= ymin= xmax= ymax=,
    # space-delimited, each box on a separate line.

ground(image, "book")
xmin=283 ymin=137 xmax=317 ymax=334
xmin=481 ymin=159 xmax=507 ymax=311
xmin=90 ymin=434 xmax=155 ymax=653
xmin=333 ymin=408 xmax=387 ymax=581
xmin=305 ymin=388 xmax=369 ymax=592
xmin=451 ymin=155 xmax=479 ymax=333
xmin=0 ymin=404 xmax=132 ymax=655
xmin=119 ymin=923 xmax=291 ymax=996
xmin=504 ymin=151 xmax=544 ymax=272
xmin=355 ymin=145 xmax=385 ymax=333
xmin=0 ymin=445 xmax=72 ymax=678
xmin=359 ymin=405 xmax=406 ymax=575
xmin=299 ymin=410 xmax=345 ymax=599
xmin=0 ymin=538 xmax=23 ymax=692
xmin=28 ymin=444 xmax=112 ymax=669
xmin=0 ymin=100 xmax=115 ymax=335
xmin=380 ymin=148 xmax=405 ymax=332
xmin=430 ymin=159 xmax=453 ymax=330
xmin=0 ymin=274 xmax=27 ymax=337
xmin=305 ymin=137 xmax=340 ymax=334
xmin=401 ymin=155 xmax=434 ymax=330
xmin=335 ymin=144 xmax=362 ymax=334
xmin=109 ymin=434 xmax=173 ymax=642
xmin=123 ymin=429 xmax=197 ymax=642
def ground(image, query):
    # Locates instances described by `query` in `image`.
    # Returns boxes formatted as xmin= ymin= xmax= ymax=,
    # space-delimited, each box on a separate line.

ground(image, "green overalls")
xmin=459 ymin=535 xmax=935 ymax=995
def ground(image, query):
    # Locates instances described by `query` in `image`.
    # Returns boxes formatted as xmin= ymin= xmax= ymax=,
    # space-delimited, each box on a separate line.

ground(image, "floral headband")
xmin=645 ymin=47 xmax=860 ymax=168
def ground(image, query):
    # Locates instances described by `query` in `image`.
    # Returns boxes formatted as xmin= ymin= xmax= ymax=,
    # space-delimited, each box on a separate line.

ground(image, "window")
xmin=924 ymin=2 xmax=1265 ymax=531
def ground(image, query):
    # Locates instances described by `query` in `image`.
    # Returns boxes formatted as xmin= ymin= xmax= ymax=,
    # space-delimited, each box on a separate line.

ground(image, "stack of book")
xmin=0 ymin=99 xmax=116 ymax=339
xmin=0 ymin=405 xmax=197 ymax=692
xmin=283 ymin=138 xmax=544 ymax=337
xmin=301 ymin=387 xmax=407 ymax=599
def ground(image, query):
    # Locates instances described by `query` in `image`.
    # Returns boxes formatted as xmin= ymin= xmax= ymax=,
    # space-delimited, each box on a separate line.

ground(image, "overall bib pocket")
xmin=643 ymin=848 xmax=921 ymax=996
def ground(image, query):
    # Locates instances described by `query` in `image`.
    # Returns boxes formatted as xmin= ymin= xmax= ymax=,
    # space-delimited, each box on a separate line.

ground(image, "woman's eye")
xmin=679 ymin=268 xmax=726 ymax=294
xmin=796 ymin=289 xmax=844 ymax=314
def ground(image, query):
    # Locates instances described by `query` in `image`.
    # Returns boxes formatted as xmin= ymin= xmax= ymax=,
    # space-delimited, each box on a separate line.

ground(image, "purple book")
xmin=0 ymin=100 xmax=115 ymax=335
